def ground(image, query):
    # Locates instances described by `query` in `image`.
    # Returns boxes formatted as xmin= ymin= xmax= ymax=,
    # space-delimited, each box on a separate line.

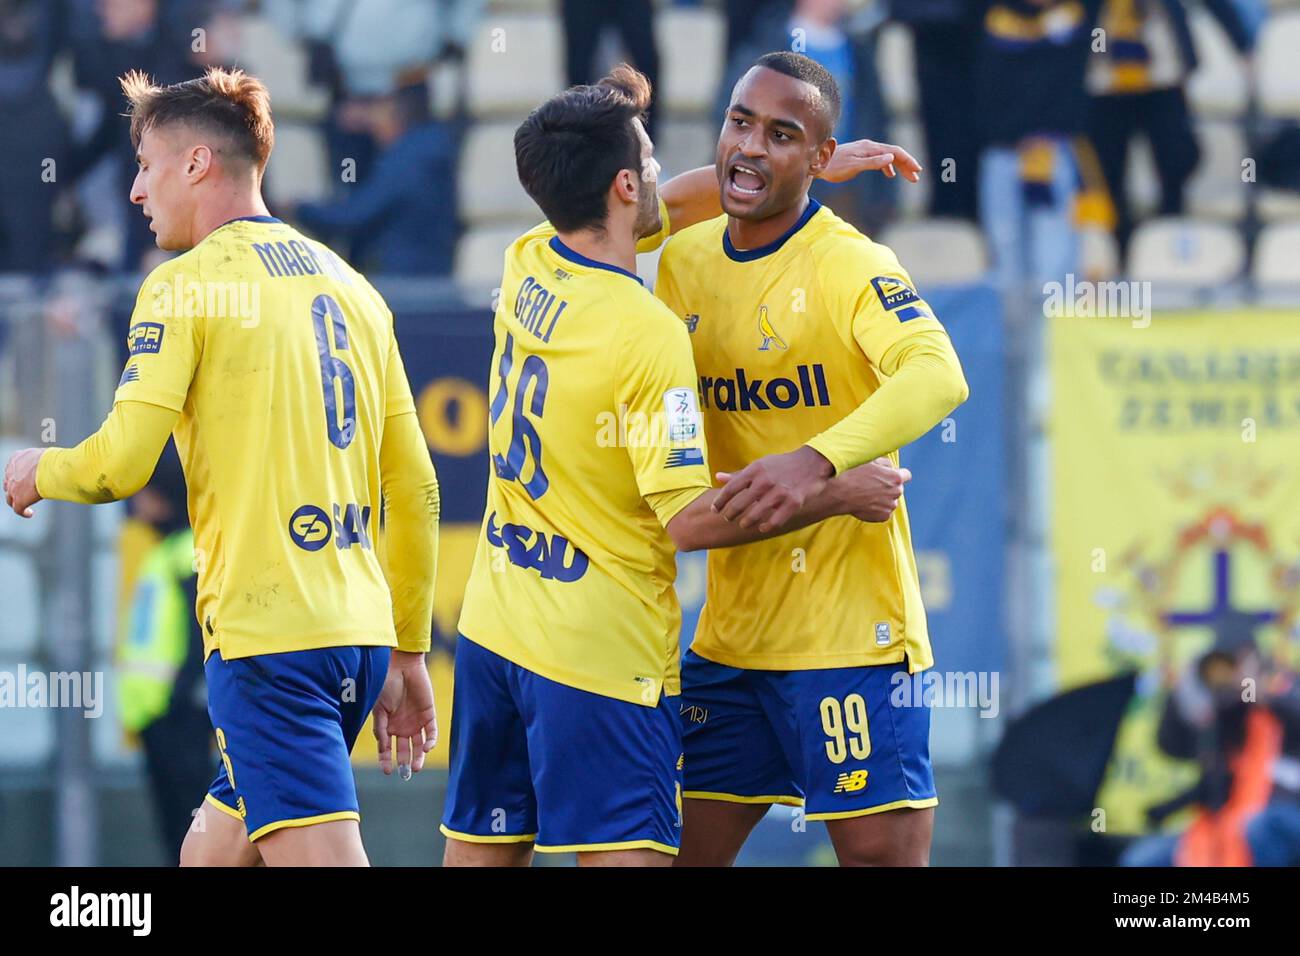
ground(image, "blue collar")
xmin=548 ymin=236 xmax=643 ymax=285
xmin=222 ymin=215 xmax=283 ymax=226
xmin=722 ymin=198 xmax=821 ymax=262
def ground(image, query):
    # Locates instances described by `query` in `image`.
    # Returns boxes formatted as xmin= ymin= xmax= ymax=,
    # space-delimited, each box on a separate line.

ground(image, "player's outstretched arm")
xmin=820 ymin=139 xmax=923 ymax=184
xmin=3 ymin=400 xmax=178 ymax=517
xmin=372 ymin=409 xmax=440 ymax=778
xmin=659 ymin=456 xmax=909 ymax=552
xmin=715 ymin=329 xmax=968 ymax=528
xmin=658 ymin=138 xmax=922 ymax=235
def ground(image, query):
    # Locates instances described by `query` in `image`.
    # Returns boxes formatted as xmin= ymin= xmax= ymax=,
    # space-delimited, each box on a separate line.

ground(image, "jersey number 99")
xmin=820 ymin=693 xmax=871 ymax=765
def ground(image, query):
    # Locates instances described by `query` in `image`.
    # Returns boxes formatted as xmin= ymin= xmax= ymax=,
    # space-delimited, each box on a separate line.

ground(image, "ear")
xmin=809 ymin=136 xmax=837 ymax=179
xmin=185 ymin=145 xmax=214 ymax=183
xmin=613 ymin=167 xmax=639 ymax=206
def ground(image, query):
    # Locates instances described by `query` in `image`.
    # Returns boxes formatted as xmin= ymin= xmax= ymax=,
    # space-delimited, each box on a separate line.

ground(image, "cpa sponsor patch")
xmin=870 ymin=276 xmax=920 ymax=312
xmin=127 ymin=322 xmax=165 ymax=355
xmin=663 ymin=386 xmax=701 ymax=442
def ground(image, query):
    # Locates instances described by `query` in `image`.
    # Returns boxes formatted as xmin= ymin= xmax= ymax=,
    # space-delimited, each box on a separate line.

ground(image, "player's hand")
xmin=3 ymin=447 xmax=45 ymax=518
xmin=713 ymin=445 xmax=834 ymax=532
xmin=821 ymin=138 xmax=922 ymax=184
xmin=372 ymin=650 xmax=437 ymax=779
xmin=831 ymin=457 xmax=911 ymax=523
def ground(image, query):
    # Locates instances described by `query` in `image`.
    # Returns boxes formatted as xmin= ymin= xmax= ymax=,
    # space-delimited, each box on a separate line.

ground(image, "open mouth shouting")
xmin=726 ymin=159 xmax=769 ymax=202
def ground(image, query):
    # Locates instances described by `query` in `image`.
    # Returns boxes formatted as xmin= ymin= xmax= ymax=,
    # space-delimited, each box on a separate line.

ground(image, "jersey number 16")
xmin=489 ymin=332 xmax=550 ymax=500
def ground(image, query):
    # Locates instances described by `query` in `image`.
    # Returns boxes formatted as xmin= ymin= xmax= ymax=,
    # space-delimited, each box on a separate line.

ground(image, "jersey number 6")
xmin=311 ymin=294 xmax=357 ymax=450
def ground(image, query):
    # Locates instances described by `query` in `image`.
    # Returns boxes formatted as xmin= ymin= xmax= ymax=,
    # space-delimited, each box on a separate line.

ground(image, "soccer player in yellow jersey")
xmin=440 ymin=66 xmax=911 ymax=867
xmin=2 ymin=69 xmax=440 ymax=867
xmin=653 ymin=53 xmax=970 ymax=866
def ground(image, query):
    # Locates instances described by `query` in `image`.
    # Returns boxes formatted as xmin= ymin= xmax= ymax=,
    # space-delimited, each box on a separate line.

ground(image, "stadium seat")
xmin=656 ymin=7 xmax=725 ymax=116
xmin=1256 ymin=187 xmax=1300 ymax=222
xmin=1078 ymin=227 xmax=1120 ymax=281
xmin=1259 ymin=12 xmax=1300 ymax=120
xmin=1126 ymin=217 xmax=1245 ymax=285
xmin=0 ymin=551 xmax=39 ymax=657
xmin=877 ymin=23 xmax=917 ymax=118
xmin=1186 ymin=121 xmax=1248 ymax=219
xmin=264 ymin=123 xmax=329 ymax=205
xmin=1252 ymin=221 xmax=1300 ymax=285
xmin=465 ymin=14 xmax=564 ymax=118
xmin=877 ymin=219 xmax=988 ymax=286
xmin=1122 ymin=124 xmax=1245 ymax=221
xmin=232 ymin=15 xmax=329 ymax=121
xmin=888 ymin=117 xmax=929 ymax=220
xmin=1186 ymin=9 xmax=1250 ymax=118
xmin=455 ymin=224 xmax=532 ymax=287
xmin=486 ymin=0 xmax=554 ymax=10
xmin=1125 ymin=137 xmax=1160 ymax=218
xmin=457 ymin=122 xmax=539 ymax=225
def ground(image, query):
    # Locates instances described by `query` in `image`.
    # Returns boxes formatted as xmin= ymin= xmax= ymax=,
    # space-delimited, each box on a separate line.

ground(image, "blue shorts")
xmin=441 ymin=636 xmax=683 ymax=855
xmin=680 ymin=649 xmax=937 ymax=821
xmin=204 ymin=645 xmax=390 ymax=842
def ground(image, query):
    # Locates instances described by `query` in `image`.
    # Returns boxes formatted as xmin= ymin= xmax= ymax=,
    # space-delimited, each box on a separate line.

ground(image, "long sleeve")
xmin=36 ymin=400 xmax=180 ymax=504
xmin=378 ymin=409 xmax=440 ymax=653
xmin=806 ymin=328 xmax=969 ymax=474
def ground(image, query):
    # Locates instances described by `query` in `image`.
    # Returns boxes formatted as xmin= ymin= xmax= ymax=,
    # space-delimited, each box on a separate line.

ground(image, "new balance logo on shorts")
xmin=833 ymin=769 xmax=869 ymax=794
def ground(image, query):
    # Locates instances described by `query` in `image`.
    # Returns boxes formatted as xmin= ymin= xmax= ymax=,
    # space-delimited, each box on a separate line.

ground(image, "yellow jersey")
xmin=457 ymin=222 xmax=712 ymax=706
xmin=655 ymin=199 xmax=947 ymax=672
xmin=112 ymin=216 xmax=417 ymax=660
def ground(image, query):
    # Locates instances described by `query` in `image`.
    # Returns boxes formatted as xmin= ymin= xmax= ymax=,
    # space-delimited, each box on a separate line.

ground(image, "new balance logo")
xmin=833 ymin=769 xmax=869 ymax=794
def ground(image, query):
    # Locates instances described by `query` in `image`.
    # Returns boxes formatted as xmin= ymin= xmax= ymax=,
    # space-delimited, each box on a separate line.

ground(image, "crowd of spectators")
xmin=0 ymin=0 xmax=476 ymax=278
xmin=0 ymin=0 xmax=1278 ymax=285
